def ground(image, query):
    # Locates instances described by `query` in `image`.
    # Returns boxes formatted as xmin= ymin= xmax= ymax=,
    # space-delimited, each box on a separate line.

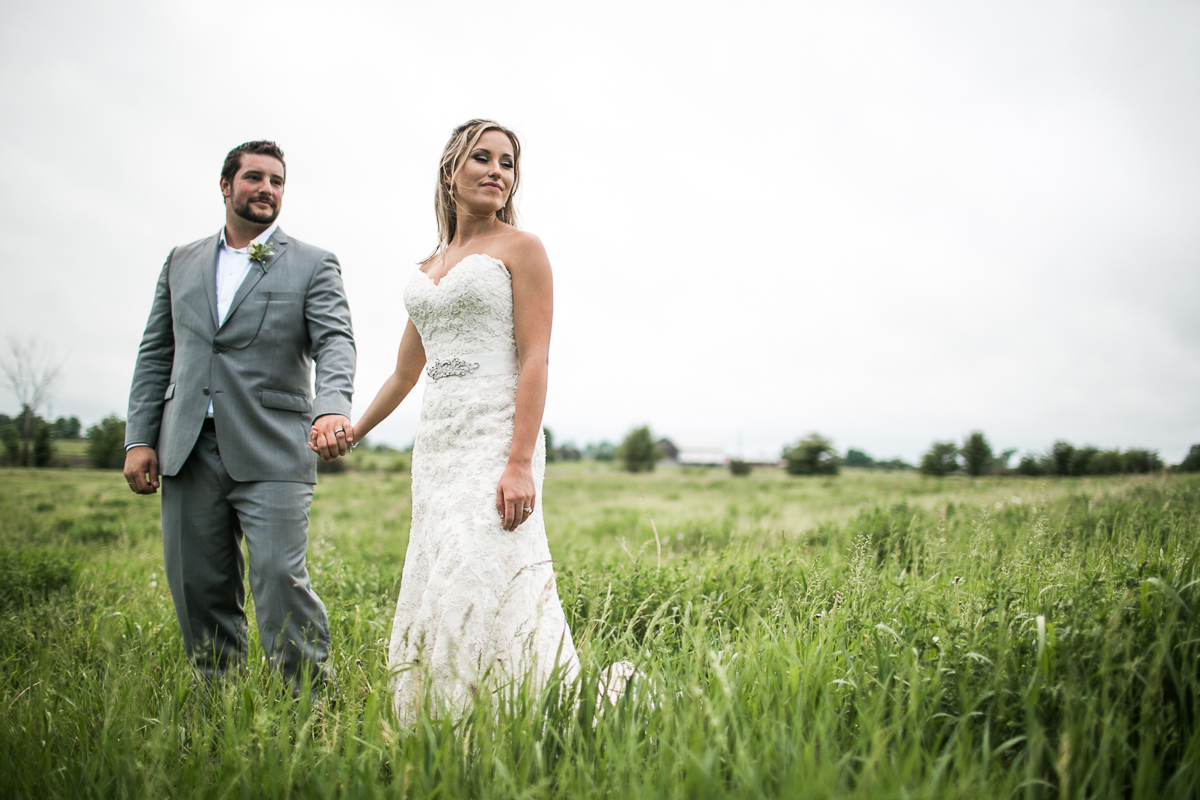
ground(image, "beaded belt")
xmin=426 ymin=350 xmax=520 ymax=381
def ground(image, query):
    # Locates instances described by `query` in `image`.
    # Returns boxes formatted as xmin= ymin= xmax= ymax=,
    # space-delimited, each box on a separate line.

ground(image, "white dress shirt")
xmin=207 ymin=223 xmax=279 ymax=416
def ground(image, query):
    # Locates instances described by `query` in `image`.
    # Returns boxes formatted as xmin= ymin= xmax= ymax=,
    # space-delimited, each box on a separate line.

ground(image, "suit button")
xmin=203 ymin=387 xmax=210 ymax=396
xmin=213 ymin=344 xmax=221 ymax=353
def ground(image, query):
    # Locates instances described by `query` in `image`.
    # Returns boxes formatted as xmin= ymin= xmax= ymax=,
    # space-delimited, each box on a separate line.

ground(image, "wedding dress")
xmin=387 ymin=253 xmax=583 ymax=721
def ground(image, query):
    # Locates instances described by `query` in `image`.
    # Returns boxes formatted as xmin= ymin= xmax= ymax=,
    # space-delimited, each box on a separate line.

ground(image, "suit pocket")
xmin=164 ymin=383 xmax=176 ymax=400
xmin=261 ymin=389 xmax=312 ymax=413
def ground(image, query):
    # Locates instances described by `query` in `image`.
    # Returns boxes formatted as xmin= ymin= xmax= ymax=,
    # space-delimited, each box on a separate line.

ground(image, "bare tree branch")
xmin=2 ymin=336 xmax=62 ymax=415
xmin=2 ymin=337 xmax=63 ymax=467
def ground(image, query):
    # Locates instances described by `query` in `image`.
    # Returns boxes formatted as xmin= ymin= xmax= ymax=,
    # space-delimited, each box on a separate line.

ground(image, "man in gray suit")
xmin=123 ymin=140 xmax=355 ymax=693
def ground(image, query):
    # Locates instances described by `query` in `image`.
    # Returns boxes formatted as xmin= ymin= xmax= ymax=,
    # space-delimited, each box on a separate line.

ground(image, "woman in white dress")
xmin=315 ymin=119 xmax=583 ymax=720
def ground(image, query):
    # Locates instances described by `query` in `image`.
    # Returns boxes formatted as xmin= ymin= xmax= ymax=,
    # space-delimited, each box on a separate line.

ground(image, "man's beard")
xmin=233 ymin=195 xmax=279 ymax=225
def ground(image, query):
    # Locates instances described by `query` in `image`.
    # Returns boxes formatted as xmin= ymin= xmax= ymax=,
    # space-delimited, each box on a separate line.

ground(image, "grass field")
xmin=1 ymin=463 xmax=1197 ymax=798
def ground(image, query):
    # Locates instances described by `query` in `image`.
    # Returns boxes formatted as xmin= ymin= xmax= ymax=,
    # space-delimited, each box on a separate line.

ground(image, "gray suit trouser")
xmin=161 ymin=421 xmax=330 ymax=690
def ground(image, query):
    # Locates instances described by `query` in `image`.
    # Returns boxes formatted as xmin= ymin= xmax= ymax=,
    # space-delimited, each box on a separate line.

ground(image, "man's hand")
xmin=309 ymin=415 xmax=354 ymax=462
xmin=124 ymin=446 xmax=160 ymax=494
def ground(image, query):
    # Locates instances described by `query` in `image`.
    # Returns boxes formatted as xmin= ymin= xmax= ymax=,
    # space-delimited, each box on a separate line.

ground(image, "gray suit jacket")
xmin=126 ymin=227 xmax=355 ymax=483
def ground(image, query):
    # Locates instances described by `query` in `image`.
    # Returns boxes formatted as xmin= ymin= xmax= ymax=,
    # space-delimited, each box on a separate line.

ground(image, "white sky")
xmin=1 ymin=0 xmax=1197 ymax=463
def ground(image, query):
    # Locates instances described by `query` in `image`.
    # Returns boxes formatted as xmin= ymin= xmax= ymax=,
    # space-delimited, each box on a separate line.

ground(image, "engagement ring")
xmin=523 ymin=507 xmax=533 ymax=513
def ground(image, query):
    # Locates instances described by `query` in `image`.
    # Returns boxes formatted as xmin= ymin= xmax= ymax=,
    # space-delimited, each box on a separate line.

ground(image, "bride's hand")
xmin=495 ymin=463 xmax=536 ymax=531
xmin=309 ymin=417 xmax=356 ymax=462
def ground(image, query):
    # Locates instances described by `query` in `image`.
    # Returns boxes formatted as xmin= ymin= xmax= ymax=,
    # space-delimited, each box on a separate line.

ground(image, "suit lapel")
xmin=204 ymin=232 xmax=221 ymax=329
xmin=219 ymin=227 xmax=289 ymax=330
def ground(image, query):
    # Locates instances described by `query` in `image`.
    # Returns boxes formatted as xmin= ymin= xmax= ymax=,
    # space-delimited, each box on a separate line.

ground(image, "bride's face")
xmin=452 ymin=130 xmax=515 ymax=213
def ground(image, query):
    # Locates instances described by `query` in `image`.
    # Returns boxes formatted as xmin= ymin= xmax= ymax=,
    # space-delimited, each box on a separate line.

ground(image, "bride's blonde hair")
xmin=430 ymin=119 xmax=521 ymax=260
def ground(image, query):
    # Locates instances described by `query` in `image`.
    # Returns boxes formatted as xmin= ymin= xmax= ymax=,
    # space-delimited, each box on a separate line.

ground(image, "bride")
xmin=315 ymin=119 xmax=600 ymax=720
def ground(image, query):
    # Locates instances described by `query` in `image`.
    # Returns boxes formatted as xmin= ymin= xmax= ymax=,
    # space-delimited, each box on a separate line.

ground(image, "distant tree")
xmin=86 ymin=415 xmax=127 ymax=469
xmin=960 ymin=432 xmax=994 ymax=477
xmin=543 ymin=426 xmax=556 ymax=463
xmin=1068 ymin=446 xmax=1099 ymax=476
xmin=877 ymin=458 xmax=915 ymax=471
xmin=1088 ymin=449 xmax=1125 ymax=475
xmin=586 ymin=441 xmax=616 ymax=462
xmin=844 ymin=449 xmax=875 ymax=469
xmin=1178 ymin=445 xmax=1200 ymax=473
xmin=618 ymin=426 xmax=661 ymax=473
xmin=784 ymin=434 xmax=839 ymax=476
xmin=1017 ymin=453 xmax=1046 ymax=476
xmin=31 ymin=415 xmax=53 ymax=466
xmin=1048 ymin=441 xmax=1075 ymax=476
xmin=53 ymin=416 xmax=81 ymax=439
xmin=1 ymin=408 xmax=53 ymax=467
xmin=920 ymin=441 xmax=959 ymax=477
xmin=729 ymin=459 xmax=752 ymax=477
xmin=1122 ymin=448 xmax=1163 ymax=474
xmin=1 ymin=338 xmax=63 ymax=467
xmin=0 ymin=414 xmax=17 ymax=465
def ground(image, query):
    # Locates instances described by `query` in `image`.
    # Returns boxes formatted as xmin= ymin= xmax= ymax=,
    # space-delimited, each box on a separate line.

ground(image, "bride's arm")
xmin=497 ymin=234 xmax=553 ymax=531
xmin=311 ymin=319 xmax=426 ymax=458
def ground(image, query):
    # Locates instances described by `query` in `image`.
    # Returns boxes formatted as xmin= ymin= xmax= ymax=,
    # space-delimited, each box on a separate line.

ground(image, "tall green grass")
xmin=1 ymin=467 xmax=1197 ymax=798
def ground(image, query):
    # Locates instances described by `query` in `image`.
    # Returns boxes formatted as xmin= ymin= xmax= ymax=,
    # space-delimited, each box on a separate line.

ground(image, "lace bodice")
xmin=404 ymin=254 xmax=517 ymax=360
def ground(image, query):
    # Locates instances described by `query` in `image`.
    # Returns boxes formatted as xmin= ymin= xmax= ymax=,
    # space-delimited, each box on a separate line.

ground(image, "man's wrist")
xmin=126 ymin=443 xmax=152 ymax=451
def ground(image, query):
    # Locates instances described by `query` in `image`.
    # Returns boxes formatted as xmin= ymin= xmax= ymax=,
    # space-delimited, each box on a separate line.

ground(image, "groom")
xmin=123 ymin=140 xmax=355 ymax=693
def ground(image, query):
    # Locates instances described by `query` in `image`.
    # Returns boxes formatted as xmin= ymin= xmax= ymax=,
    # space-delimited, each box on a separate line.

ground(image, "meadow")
xmin=1 ymin=462 xmax=1197 ymax=799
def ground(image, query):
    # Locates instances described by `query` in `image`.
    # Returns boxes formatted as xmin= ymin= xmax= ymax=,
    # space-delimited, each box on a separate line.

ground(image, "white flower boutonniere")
xmin=248 ymin=241 xmax=275 ymax=268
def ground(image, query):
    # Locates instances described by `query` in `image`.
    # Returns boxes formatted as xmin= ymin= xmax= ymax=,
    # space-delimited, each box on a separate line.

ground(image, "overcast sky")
xmin=2 ymin=0 xmax=1197 ymax=463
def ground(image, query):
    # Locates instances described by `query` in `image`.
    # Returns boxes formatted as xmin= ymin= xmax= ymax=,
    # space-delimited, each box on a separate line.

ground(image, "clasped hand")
xmin=309 ymin=415 xmax=355 ymax=462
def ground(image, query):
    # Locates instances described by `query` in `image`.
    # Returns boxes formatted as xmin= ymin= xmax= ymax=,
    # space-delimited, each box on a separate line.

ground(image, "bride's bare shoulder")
xmin=498 ymin=230 xmax=550 ymax=276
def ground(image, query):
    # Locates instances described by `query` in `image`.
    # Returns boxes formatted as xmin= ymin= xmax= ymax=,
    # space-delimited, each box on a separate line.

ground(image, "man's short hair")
xmin=221 ymin=141 xmax=286 ymax=186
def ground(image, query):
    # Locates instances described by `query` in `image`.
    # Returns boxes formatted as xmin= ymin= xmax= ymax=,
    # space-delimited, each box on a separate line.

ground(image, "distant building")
xmin=738 ymin=453 xmax=784 ymax=468
xmin=676 ymin=445 xmax=728 ymax=467
xmin=657 ymin=437 xmax=779 ymax=468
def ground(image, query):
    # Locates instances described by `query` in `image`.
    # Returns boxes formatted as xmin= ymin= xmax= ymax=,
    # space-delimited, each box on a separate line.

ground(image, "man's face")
xmin=221 ymin=154 xmax=285 ymax=225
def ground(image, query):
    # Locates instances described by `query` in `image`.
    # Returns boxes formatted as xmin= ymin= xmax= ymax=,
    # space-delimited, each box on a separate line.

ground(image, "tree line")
xmin=0 ymin=409 xmax=127 ymax=469
xmin=581 ymin=427 xmax=1200 ymax=479
xmin=917 ymin=431 xmax=1188 ymax=477
xmin=8 ymin=413 xmax=1199 ymax=480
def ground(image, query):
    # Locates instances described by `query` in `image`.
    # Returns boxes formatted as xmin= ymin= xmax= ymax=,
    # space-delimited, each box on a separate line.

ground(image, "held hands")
xmin=309 ymin=415 xmax=355 ymax=462
xmin=124 ymin=446 xmax=160 ymax=494
xmin=495 ymin=461 xmax=536 ymax=531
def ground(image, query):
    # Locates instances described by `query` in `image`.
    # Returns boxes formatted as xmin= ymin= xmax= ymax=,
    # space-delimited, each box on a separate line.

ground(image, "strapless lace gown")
xmin=387 ymin=254 xmax=579 ymax=720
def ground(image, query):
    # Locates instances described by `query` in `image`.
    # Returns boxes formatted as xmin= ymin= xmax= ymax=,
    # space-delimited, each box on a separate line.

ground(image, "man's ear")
xmin=220 ymin=176 xmax=231 ymax=202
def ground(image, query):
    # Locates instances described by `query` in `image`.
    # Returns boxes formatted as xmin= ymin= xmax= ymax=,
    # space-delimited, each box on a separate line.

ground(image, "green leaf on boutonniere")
xmin=248 ymin=241 xmax=275 ymax=268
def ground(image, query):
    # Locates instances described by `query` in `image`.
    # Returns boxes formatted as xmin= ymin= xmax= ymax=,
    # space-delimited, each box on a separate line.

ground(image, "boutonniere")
xmin=248 ymin=241 xmax=276 ymax=267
